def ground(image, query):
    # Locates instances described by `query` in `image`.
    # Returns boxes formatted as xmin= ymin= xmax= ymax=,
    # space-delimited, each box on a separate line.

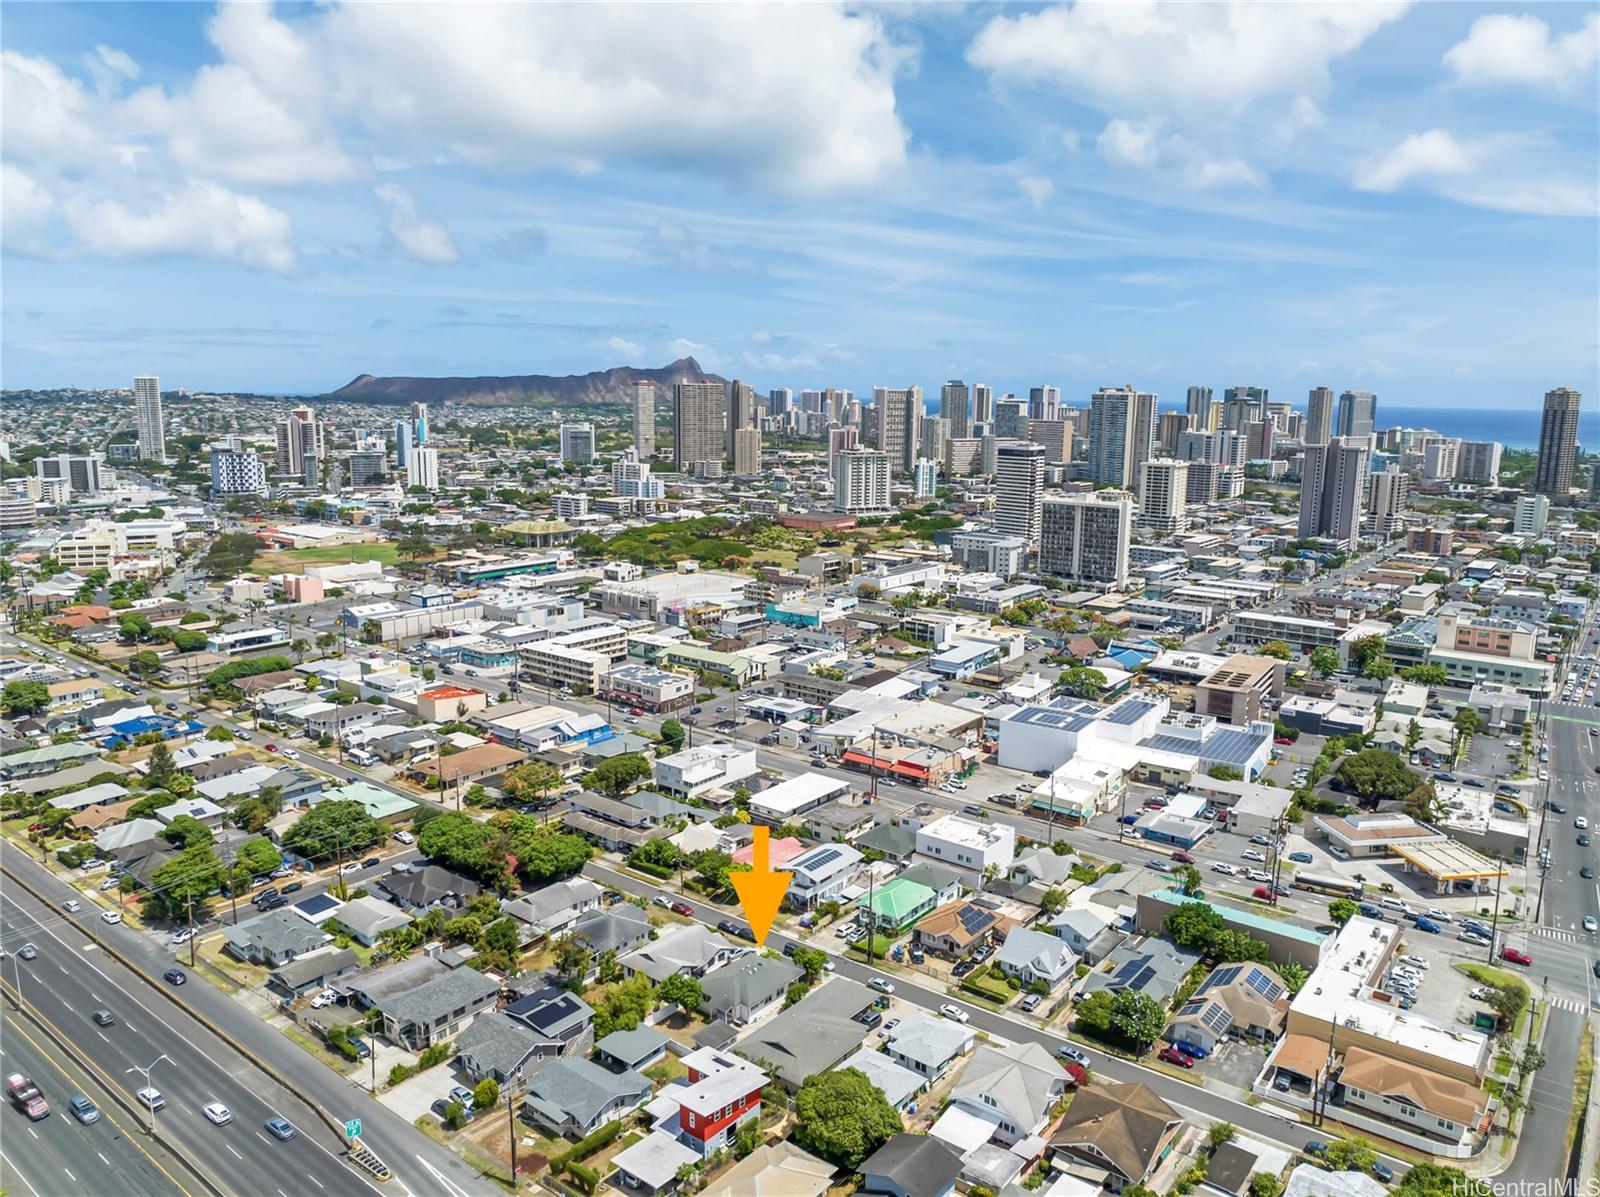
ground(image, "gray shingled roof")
xmin=382 ymin=966 xmax=499 ymax=1026
xmin=861 ymin=1134 xmax=964 ymax=1197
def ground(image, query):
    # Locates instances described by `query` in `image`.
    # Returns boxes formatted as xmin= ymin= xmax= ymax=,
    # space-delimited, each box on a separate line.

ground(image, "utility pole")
xmin=507 ymin=1090 xmax=519 ymax=1179
xmin=1487 ymin=854 xmax=1504 ymax=966
xmin=186 ymin=894 xmax=196 ymax=967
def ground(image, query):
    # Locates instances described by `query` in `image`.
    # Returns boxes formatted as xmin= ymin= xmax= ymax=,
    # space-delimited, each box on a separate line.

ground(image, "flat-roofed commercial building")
xmin=1194 ymin=654 xmax=1284 ymax=726
xmin=602 ymin=663 xmax=693 ymax=713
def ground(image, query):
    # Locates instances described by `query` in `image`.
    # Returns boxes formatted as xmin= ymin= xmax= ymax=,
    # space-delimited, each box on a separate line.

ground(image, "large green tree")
xmin=1 ymin=680 xmax=49 ymax=715
xmin=1308 ymin=647 xmax=1340 ymax=678
xmin=584 ymin=753 xmax=651 ymax=797
xmin=500 ymin=761 xmax=562 ymax=804
xmin=1164 ymin=903 xmax=1226 ymax=950
xmin=793 ymin=1068 xmax=903 ymax=1168
xmin=1319 ymin=1138 xmax=1377 ymax=1172
xmin=282 ymin=800 xmax=381 ymax=860
xmin=1333 ymin=750 xmax=1419 ymax=802
xmin=1392 ymin=1164 xmax=1490 ymax=1196
xmin=656 ymin=973 xmax=703 ymax=1011
xmin=1057 ymin=666 xmax=1108 ymax=700
xmin=1109 ymin=991 xmax=1167 ymax=1049
xmin=146 ymin=843 xmax=225 ymax=919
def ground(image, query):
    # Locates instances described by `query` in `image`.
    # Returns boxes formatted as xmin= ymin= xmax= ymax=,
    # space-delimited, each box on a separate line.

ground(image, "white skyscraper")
xmin=942 ymin=380 xmax=970 ymax=439
xmin=1422 ymin=438 xmax=1461 ymax=484
xmin=1513 ymin=493 xmax=1550 ymax=536
xmin=134 ymin=376 xmax=165 ymax=462
xmin=406 ymin=445 xmax=439 ymax=491
xmin=1298 ymin=437 xmax=1369 ymax=546
xmin=832 ymin=450 xmax=892 ymax=515
xmin=870 ymin=385 xmax=923 ymax=473
xmin=1305 ymin=387 xmax=1335 ymax=445
xmin=1028 ymin=385 xmax=1061 ymax=422
xmin=673 ymin=380 xmax=727 ymax=473
xmin=972 ymin=383 xmax=994 ymax=427
xmin=1366 ymin=466 xmax=1409 ymax=538
xmin=633 ymin=382 xmax=656 ymax=461
xmin=613 ymin=451 xmax=665 ymax=499
xmin=995 ymin=442 xmax=1046 ymax=543
xmin=209 ymin=438 xmax=266 ymax=498
xmin=275 ymin=406 xmax=321 ymax=477
xmin=913 ymin=457 xmax=939 ymax=499
xmin=1040 ymin=492 xmax=1133 ymax=588
xmin=1137 ymin=459 xmax=1189 ymax=535
xmin=1335 ymin=390 xmax=1377 ymax=441
xmin=1456 ymin=441 xmax=1502 ymax=484
xmin=560 ymin=423 xmax=596 ymax=464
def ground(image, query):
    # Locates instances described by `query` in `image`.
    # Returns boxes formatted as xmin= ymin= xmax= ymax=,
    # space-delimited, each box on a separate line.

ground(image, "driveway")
xmin=379 ymin=1061 xmax=459 ymax=1124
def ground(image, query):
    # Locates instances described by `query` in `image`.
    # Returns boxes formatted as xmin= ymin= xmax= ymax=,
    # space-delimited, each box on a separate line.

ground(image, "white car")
xmin=340 ymin=862 xmax=363 ymax=875
xmin=1423 ymin=909 xmax=1453 ymax=924
xmin=1247 ymin=869 xmax=1272 ymax=884
xmin=652 ymin=895 xmax=672 ymax=909
xmin=940 ymin=1004 xmax=970 ymax=1024
xmin=394 ymin=831 xmax=415 ymax=845
xmin=869 ymin=977 xmax=895 ymax=994
xmin=101 ymin=910 xmax=122 ymax=925
xmin=202 ymin=1102 xmax=232 ymax=1126
xmin=1577 ymin=817 xmax=1590 ymax=830
xmin=1211 ymin=863 xmax=1238 ymax=875
xmin=310 ymin=991 xmax=336 ymax=1009
xmin=169 ymin=928 xmax=195 ymax=946
xmin=1586 ymin=916 xmax=1598 ymax=933
xmin=1399 ymin=954 xmax=1430 ymax=969
xmin=834 ymin=922 xmax=859 ymax=939
xmin=1241 ymin=849 xmax=1266 ymax=863
xmin=62 ymin=899 xmax=82 ymax=913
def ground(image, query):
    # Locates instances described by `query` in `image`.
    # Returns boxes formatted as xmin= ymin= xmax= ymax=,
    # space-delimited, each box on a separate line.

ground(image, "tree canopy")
xmin=1109 ymin=991 xmax=1167 ymax=1048
xmin=583 ymin=753 xmax=652 ymax=797
xmin=1 ymin=680 xmax=49 ymax=715
xmin=282 ymin=800 xmax=382 ymax=860
xmin=1332 ymin=749 xmax=1419 ymax=802
xmin=500 ymin=761 xmax=563 ymax=804
xmin=656 ymin=973 xmax=703 ymax=1011
xmin=793 ymin=1067 xmax=903 ymax=1168
xmin=416 ymin=810 xmax=590 ymax=890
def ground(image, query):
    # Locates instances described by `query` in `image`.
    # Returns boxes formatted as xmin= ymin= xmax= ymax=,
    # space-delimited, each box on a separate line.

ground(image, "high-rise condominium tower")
xmin=1305 ymin=387 xmax=1335 ymax=445
xmin=1028 ymin=385 xmax=1061 ymax=422
xmin=767 ymin=388 xmax=792 ymax=416
xmin=275 ymin=406 xmax=322 ymax=476
xmin=1185 ymin=386 xmax=1213 ymax=431
xmin=133 ymin=376 xmax=165 ymax=462
xmin=992 ymin=398 xmax=1028 ymax=440
xmin=406 ymin=445 xmax=439 ymax=490
xmin=731 ymin=427 xmax=762 ymax=476
xmin=673 ymin=381 xmax=727 ymax=473
xmin=727 ymin=378 xmax=757 ymax=459
xmin=1298 ymin=437 xmax=1370 ymax=547
xmin=942 ymin=380 xmax=970 ymax=439
xmin=633 ymin=382 xmax=656 ymax=460
xmin=1535 ymin=387 xmax=1582 ymax=494
xmin=1366 ymin=466 xmax=1408 ymax=538
xmin=972 ymin=383 xmax=994 ymax=428
xmin=1039 ymin=491 xmax=1133 ymax=587
xmin=410 ymin=401 xmax=429 ymax=445
xmin=1335 ymin=391 xmax=1377 ymax=441
xmin=832 ymin=450 xmax=892 ymax=514
xmin=995 ymin=442 xmax=1046 ymax=543
xmin=1223 ymin=386 xmax=1267 ymax=431
xmin=560 ymin=423 xmax=596 ymax=464
xmin=871 ymin=386 xmax=923 ymax=473
xmin=1137 ymin=459 xmax=1189 ymax=535
xmin=1087 ymin=385 xmax=1157 ymax=487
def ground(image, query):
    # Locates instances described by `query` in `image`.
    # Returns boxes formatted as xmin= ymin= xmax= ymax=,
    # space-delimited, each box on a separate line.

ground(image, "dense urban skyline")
xmin=3 ymin=2 xmax=1596 ymax=405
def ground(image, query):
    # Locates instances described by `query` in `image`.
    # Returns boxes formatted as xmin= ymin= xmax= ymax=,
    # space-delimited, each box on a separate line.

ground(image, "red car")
xmin=1500 ymin=947 xmax=1533 ymax=966
xmin=670 ymin=901 xmax=694 ymax=916
xmin=265 ymin=743 xmax=279 ymax=752
xmin=628 ymin=707 xmax=644 ymax=717
xmin=1254 ymin=886 xmax=1272 ymax=900
xmin=1274 ymin=736 xmax=1294 ymax=746
xmin=1157 ymin=1047 xmax=1194 ymax=1068
xmin=1171 ymin=851 xmax=1195 ymax=864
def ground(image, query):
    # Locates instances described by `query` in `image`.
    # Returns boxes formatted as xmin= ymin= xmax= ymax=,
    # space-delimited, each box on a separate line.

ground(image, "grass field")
xmin=251 ymin=543 xmax=432 ymax=574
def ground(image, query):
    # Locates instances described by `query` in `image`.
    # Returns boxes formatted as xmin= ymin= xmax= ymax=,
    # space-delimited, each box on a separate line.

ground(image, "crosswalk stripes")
xmin=1543 ymin=995 xmax=1590 ymax=1014
xmin=1531 ymin=926 xmax=1589 ymax=943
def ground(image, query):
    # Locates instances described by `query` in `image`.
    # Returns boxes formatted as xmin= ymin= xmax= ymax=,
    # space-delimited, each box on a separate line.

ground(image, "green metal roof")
xmin=867 ymin=878 xmax=936 ymax=922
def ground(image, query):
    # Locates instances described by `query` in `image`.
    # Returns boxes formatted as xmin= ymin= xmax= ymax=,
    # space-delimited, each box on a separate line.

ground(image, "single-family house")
xmin=1081 ymin=941 xmax=1203 ymax=1005
xmin=501 ymin=878 xmax=602 ymax=940
xmin=913 ymin=899 xmax=1018 ymax=960
xmin=594 ymin=1027 xmax=670 ymax=1074
xmin=785 ymin=842 xmax=864 ymax=910
xmin=734 ymin=978 xmax=876 ymax=1091
xmin=1050 ymin=1082 xmax=1185 ymax=1194
xmin=884 ymin=1012 xmax=974 ymax=1082
xmin=223 ymin=909 xmax=332 ymax=968
xmin=860 ymin=1134 xmax=964 ymax=1197
xmin=333 ymin=896 xmax=414 ymax=947
xmin=566 ymin=905 xmax=652 ymax=958
xmin=266 ymin=949 xmax=360 ymax=1000
xmin=377 ymin=966 xmax=501 ymax=1050
xmin=948 ymin=1042 xmax=1072 ymax=1145
xmin=838 ymin=1047 xmax=927 ymax=1111
xmin=521 ymin=1057 xmax=652 ymax=1138
xmin=620 ymin=924 xmax=747 ymax=983
xmin=993 ymin=926 xmax=1078 ymax=992
xmin=697 ymin=1141 xmax=834 ymax=1197
xmin=372 ymin=865 xmax=482 ymax=915
xmin=699 ymin=955 xmax=803 ymax=1026
xmin=454 ymin=1013 xmax=545 ymax=1088
xmin=503 ymin=985 xmax=597 ymax=1062
xmin=1048 ymin=905 xmax=1125 ymax=965
xmin=1167 ymin=963 xmax=1291 ymax=1051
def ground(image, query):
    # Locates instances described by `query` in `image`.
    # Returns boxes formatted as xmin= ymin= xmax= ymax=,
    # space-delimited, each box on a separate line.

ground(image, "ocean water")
xmin=926 ymin=398 xmax=1568 ymax=450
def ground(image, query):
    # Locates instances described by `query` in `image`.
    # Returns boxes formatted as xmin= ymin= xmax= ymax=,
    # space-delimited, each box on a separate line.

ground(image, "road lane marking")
xmin=227 ymin=1145 xmax=242 ymax=1160
xmin=27 ymin=1127 xmax=37 ymax=1139
xmin=257 ymin=1132 xmax=270 ymax=1144
xmin=62 ymin=1168 xmax=75 ymax=1183
xmin=96 ymin=1031 xmax=109 ymax=1043
xmin=307 ymin=1177 xmax=324 ymax=1190
xmin=98 ymin=1154 xmax=111 ymax=1168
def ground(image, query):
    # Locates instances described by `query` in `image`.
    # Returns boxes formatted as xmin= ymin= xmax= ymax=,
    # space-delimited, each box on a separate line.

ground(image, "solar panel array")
xmin=1196 ymin=963 xmax=1286 ymax=1003
xmin=803 ymin=847 xmax=842 ymax=871
xmin=956 ymin=905 xmax=997 ymax=935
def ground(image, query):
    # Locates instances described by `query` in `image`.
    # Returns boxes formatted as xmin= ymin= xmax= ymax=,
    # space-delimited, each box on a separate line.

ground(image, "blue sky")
xmin=3 ymin=2 xmax=1596 ymax=412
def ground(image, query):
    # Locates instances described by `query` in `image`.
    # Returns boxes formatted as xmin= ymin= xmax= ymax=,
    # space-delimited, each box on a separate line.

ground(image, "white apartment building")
xmin=209 ymin=442 xmax=267 ymax=498
xmin=1136 ymin=458 xmax=1189 ymax=535
xmin=613 ymin=451 xmax=665 ymax=499
xmin=950 ymin=531 xmax=1028 ymax=578
xmin=134 ymin=375 xmax=165 ymax=462
xmin=406 ymin=445 xmax=439 ymax=490
xmin=914 ymin=814 xmax=1016 ymax=883
xmin=1039 ymin=491 xmax=1133 ymax=588
xmin=995 ymin=442 xmax=1045 ymax=542
xmin=552 ymin=494 xmax=589 ymax=519
xmin=913 ymin=457 xmax=939 ymax=499
xmin=833 ymin=449 xmax=892 ymax=515
xmin=517 ymin=624 xmax=629 ymax=693
xmin=652 ymin=744 xmax=760 ymax=800
xmin=1513 ymin=494 xmax=1549 ymax=536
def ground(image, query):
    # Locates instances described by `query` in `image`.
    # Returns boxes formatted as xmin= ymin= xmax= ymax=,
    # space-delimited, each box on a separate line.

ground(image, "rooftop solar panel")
xmin=956 ymin=905 xmax=997 ymax=935
xmin=803 ymin=847 xmax=841 ymax=871
xmin=1202 ymin=1004 xmax=1232 ymax=1033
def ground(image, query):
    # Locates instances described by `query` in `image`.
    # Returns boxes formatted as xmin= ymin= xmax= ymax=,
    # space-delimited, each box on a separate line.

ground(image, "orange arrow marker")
xmin=730 ymin=824 xmax=791 ymax=947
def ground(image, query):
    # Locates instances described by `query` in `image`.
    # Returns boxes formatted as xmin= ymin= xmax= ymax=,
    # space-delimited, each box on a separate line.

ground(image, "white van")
xmin=1380 ymin=896 xmax=1410 ymax=915
xmin=1328 ymin=844 xmax=1352 ymax=861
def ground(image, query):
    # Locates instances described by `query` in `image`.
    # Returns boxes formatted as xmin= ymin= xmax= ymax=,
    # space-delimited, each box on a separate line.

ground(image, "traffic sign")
xmin=345 ymin=1118 xmax=362 ymax=1139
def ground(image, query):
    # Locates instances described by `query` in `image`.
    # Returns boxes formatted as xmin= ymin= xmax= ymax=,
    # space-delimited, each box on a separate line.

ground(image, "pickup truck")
xmin=6 ymin=1073 xmax=49 ymax=1120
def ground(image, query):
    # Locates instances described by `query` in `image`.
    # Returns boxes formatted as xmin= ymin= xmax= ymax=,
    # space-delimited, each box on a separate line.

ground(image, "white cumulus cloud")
xmin=1444 ymin=12 xmax=1599 ymax=94
xmin=62 ymin=180 xmax=299 ymax=273
xmin=1355 ymin=128 xmax=1597 ymax=217
xmin=1355 ymin=129 xmax=1479 ymax=192
xmin=374 ymin=184 xmax=457 ymax=264
xmin=1098 ymin=118 xmax=1264 ymax=189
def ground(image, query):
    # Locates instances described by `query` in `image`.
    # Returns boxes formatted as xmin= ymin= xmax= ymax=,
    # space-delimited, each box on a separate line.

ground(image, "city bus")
xmin=1293 ymin=872 xmax=1362 ymax=899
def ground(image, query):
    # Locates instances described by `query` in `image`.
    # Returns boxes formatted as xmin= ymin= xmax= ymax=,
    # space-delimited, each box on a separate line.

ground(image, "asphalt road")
xmin=0 ymin=1001 xmax=186 ymax=1197
xmin=0 ymin=841 xmax=501 ymax=1197
xmin=1498 ymin=1006 xmax=1584 ymax=1190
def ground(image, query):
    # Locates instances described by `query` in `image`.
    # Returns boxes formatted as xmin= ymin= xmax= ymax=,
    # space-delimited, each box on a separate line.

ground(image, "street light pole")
xmin=125 ymin=1054 xmax=171 ymax=1135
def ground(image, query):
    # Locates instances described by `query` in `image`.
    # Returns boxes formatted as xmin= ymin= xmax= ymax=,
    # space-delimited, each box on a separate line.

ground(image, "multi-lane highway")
xmin=0 ymin=841 xmax=501 ymax=1197
xmin=0 ymin=1001 xmax=190 ymax=1197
